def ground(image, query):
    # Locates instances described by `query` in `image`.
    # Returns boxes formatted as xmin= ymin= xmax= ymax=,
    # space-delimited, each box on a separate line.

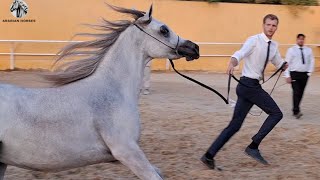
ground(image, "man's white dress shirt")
xmin=232 ymin=33 xmax=285 ymax=80
xmin=284 ymin=45 xmax=315 ymax=77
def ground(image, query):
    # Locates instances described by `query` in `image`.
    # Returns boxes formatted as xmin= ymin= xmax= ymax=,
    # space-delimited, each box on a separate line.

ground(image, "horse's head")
xmin=133 ymin=5 xmax=199 ymax=61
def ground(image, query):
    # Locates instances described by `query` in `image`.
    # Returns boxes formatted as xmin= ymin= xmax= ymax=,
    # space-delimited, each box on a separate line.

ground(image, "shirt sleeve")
xmin=231 ymin=36 xmax=256 ymax=63
xmin=308 ymin=48 xmax=315 ymax=76
xmin=271 ymin=48 xmax=285 ymax=70
xmin=284 ymin=48 xmax=293 ymax=78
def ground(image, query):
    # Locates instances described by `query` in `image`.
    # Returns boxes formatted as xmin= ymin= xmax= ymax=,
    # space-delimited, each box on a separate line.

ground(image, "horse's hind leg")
xmin=0 ymin=163 xmax=7 ymax=180
xmin=108 ymin=141 xmax=163 ymax=180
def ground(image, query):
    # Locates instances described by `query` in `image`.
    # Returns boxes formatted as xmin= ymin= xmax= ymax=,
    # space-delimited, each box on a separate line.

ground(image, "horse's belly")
xmin=3 ymin=148 xmax=113 ymax=172
xmin=1 ymin=140 xmax=113 ymax=171
xmin=0 ymin=126 xmax=113 ymax=171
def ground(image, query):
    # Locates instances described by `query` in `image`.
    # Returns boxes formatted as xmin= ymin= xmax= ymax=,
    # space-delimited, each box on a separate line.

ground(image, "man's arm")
xmin=227 ymin=37 xmax=256 ymax=75
xmin=271 ymin=48 xmax=289 ymax=81
xmin=308 ymin=49 xmax=315 ymax=76
xmin=271 ymin=49 xmax=286 ymax=69
xmin=227 ymin=57 xmax=238 ymax=75
xmin=284 ymin=48 xmax=293 ymax=82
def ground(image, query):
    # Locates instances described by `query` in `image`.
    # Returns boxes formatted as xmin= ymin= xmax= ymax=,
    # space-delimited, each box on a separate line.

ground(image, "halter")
xmin=133 ymin=23 xmax=180 ymax=56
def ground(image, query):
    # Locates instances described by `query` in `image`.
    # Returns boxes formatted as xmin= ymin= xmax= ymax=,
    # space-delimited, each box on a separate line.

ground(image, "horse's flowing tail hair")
xmin=43 ymin=4 xmax=147 ymax=87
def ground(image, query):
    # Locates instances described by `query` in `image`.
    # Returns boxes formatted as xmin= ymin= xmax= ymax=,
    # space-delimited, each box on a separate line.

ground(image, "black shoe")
xmin=293 ymin=112 xmax=303 ymax=119
xmin=200 ymin=155 xmax=215 ymax=169
xmin=245 ymin=147 xmax=269 ymax=165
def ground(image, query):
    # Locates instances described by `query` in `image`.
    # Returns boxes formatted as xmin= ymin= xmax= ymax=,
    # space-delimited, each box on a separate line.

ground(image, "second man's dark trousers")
xmin=207 ymin=77 xmax=283 ymax=158
xmin=290 ymin=71 xmax=309 ymax=115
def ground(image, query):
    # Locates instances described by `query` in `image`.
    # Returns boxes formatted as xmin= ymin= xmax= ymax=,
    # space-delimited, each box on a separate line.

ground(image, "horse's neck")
xmin=89 ymin=27 xmax=148 ymax=100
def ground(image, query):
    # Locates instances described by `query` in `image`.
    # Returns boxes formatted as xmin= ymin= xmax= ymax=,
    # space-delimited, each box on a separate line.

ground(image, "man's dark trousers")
xmin=290 ymin=71 xmax=309 ymax=115
xmin=207 ymin=77 xmax=283 ymax=157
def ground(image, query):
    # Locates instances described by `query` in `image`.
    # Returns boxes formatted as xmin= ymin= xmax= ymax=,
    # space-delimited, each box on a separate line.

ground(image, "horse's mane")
xmin=43 ymin=5 xmax=147 ymax=86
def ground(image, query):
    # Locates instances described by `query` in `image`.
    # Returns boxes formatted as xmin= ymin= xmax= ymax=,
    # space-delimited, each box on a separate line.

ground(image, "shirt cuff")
xmin=231 ymin=55 xmax=240 ymax=63
xmin=307 ymin=72 xmax=312 ymax=76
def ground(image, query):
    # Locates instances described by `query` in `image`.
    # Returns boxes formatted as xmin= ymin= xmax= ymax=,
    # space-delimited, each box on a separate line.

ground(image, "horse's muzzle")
xmin=177 ymin=40 xmax=200 ymax=61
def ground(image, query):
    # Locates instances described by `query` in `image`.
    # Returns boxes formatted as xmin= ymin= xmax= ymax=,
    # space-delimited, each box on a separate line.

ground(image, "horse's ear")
xmin=148 ymin=4 xmax=153 ymax=18
xmin=136 ymin=4 xmax=153 ymax=24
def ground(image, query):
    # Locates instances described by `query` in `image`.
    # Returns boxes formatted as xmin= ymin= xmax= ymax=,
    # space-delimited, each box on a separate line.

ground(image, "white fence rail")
xmin=0 ymin=40 xmax=319 ymax=70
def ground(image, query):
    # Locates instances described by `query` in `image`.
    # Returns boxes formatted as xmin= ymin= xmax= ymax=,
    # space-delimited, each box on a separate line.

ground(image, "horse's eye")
xmin=160 ymin=25 xmax=169 ymax=37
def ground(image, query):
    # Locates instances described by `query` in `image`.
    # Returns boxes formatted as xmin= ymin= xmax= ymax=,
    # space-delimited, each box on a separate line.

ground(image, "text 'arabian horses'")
xmin=0 ymin=4 xmax=199 ymax=180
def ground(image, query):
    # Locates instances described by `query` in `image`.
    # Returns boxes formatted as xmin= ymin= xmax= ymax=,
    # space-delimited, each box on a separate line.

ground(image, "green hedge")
xmin=180 ymin=0 xmax=318 ymax=5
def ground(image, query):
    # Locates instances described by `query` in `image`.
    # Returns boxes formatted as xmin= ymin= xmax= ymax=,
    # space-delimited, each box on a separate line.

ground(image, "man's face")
xmin=297 ymin=36 xmax=305 ymax=47
xmin=263 ymin=18 xmax=278 ymax=38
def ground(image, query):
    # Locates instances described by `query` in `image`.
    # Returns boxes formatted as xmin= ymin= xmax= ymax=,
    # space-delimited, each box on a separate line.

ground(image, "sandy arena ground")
xmin=0 ymin=71 xmax=319 ymax=180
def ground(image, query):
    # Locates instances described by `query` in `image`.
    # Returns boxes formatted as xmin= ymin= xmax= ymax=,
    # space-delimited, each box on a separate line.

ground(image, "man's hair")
xmin=263 ymin=14 xmax=279 ymax=24
xmin=297 ymin=34 xmax=306 ymax=38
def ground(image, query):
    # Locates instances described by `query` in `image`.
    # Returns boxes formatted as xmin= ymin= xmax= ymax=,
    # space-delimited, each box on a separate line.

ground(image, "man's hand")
xmin=227 ymin=57 xmax=238 ymax=75
xmin=286 ymin=77 xmax=292 ymax=84
xmin=227 ymin=63 xmax=235 ymax=75
xmin=282 ymin=63 xmax=289 ymax=71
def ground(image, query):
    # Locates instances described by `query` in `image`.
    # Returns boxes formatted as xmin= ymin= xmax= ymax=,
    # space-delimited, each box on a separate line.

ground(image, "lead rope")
xmin=169 ymin=59 xmax=287 ymax=116
xmin=169 ymin=59 xmax=230 ymax=104
xmin=249 ymin=67 xmax=284 ymax=116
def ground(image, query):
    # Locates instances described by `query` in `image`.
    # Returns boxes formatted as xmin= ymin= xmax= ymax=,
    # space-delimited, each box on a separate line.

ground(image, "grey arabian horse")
xmin=0 ymin=5 xmax=199 ymax=180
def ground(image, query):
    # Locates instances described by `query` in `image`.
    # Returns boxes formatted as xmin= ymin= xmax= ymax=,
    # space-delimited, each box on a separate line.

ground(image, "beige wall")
xmin=0 ymin=0 xmax=319 ymax=72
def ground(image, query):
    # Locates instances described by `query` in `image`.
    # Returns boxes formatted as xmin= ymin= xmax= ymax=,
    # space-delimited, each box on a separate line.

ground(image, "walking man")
xmin=285 ymin=34 xmax=315 ymax=119
xmin=201 ymin=14 xmax=288 ymax=169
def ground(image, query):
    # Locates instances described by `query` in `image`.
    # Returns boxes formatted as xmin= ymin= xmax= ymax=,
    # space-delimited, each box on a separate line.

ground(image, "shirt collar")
xmin=261 ymin=33 xmax=272 ymax=43
xmin=295 ymin=44 xmax=304 ymax=49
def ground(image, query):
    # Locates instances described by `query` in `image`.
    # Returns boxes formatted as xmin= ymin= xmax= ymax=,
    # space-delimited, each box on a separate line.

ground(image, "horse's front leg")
xmin=108 ymin=141 xmax=163 ymax=180
xmin=98 ymin=111 xmax=163 ymax=180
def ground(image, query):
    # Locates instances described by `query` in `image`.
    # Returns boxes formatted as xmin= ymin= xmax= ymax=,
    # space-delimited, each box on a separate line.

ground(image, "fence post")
xmin=166 ymin=59 xmax=170 ymax=71
xmin=10 ymin=42 xmax=15 ymax=70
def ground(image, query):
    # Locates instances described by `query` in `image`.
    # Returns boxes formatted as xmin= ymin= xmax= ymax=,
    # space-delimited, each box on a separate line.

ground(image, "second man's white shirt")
xmin=284 ymin=45 xmax=315 ymax=77
xmin=232 ymin=33 xmax=284 ymax=80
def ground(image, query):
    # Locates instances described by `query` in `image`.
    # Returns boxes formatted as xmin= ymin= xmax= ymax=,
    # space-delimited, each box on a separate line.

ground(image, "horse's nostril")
xmin=177 ymin=40 xmax=200 ymax=59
